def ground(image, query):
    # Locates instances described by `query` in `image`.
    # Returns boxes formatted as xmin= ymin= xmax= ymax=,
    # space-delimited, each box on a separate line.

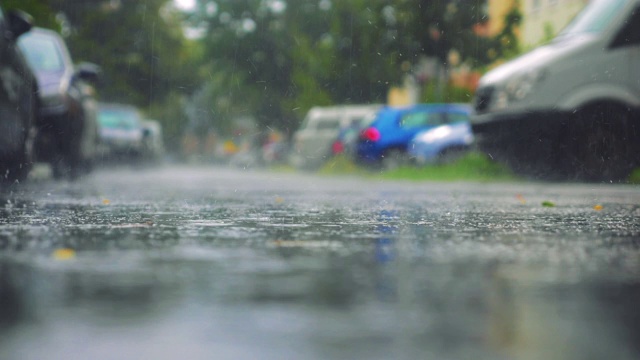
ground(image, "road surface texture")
xmin=1 ymin=165 xmax=639 ymax=360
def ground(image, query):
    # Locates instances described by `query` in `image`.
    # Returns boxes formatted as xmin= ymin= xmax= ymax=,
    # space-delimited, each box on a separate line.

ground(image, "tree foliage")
xmin=492 ymin=3 xmax=522 ymax=60
xmin=49 ymin=0 xmax=200 ymax=107
xmin=189 ymin=0 xmax=490 ymax=134
xmin=2 ymin=0 xmax=58 ymax=29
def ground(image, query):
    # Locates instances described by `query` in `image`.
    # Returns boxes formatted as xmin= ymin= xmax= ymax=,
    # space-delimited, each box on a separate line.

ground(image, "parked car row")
xmin=289 ymin=0 xmax=640 ymax=181
xmin=355 ymin=103 xmax=473 ymax=169
xmin=18 ymin=27 xmax=101 ymax=179
xmin=290 ymin=104 xmax=382 ymax=170
xmin=290 ymin=103 xmax=474 ymax=170
xmin=0 ymin=5 xmax=164 ymax=186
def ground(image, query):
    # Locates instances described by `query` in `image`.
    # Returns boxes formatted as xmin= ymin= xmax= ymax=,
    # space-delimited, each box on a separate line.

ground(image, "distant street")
xmin=1 ymin=164 xmax=639 ymax=360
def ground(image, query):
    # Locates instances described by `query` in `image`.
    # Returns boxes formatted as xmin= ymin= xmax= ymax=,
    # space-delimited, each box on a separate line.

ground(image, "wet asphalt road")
xmin=1 ymin=164 xmax=640 ymax=360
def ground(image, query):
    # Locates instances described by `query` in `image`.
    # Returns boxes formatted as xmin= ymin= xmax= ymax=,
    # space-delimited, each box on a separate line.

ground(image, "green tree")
xmin=188 ymin=0 xmax=491 ymax=134
xmin=492 ymin=3 xmax=522 ymax=60
xmin=51 ymin=0 xmax=199 ymax=106
xmin=45 ymin=0 xmax=201 ymax=149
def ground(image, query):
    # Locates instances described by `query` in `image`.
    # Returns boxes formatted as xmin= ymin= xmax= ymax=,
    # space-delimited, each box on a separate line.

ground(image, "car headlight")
xmin=494 ymin=90 xmax=510 ymax=110
xmin=506 ymin=68 xmax=546 ymax=101
xmin=492 ymin=68 xmax=546 ymax=111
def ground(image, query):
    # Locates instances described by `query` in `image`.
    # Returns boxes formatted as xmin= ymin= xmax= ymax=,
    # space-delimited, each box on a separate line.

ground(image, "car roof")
xmin=19 ymin=27 xmax=74 ymax=67
xmin=23 ymin=27 xmax=69 ymax=49
xmin=381 ymin=103 xmax=472 ymax=114
xmin=28 ymin=27 xmax=63 ymax=38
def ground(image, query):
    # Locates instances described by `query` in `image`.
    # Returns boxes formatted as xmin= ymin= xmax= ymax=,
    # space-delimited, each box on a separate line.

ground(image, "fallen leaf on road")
xmin=542 ymin=201 xmax=556 ymax=207
xmin=53 ymin=248 xmax=76 ymax=261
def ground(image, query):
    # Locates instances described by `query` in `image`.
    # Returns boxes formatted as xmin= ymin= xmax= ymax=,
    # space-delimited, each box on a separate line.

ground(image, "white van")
xmin=290 ymin=104 xmax=381 ymax=169
xmin=471 ymin=0 xmax=640 ymax=181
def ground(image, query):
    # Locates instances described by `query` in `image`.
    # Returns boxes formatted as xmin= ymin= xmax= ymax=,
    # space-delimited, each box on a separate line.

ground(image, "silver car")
xmin=290 ymin=104 xmax=381 ymax=170
xmin=96 ymin=103 xmax=144 ymax=161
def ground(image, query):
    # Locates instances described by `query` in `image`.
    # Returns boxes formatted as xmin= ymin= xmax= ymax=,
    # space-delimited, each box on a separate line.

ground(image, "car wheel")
xmin=1 ymin=88 xmax=36 ymax=185
xmin=54 ymin=153 xmax=82 ymax=181
xmin=52 ymin=113 xmax=87 ymax=180
xmin=381 ymin=149 xmax=407 ymax=170
xmin=568 ymin=103 xmax=638 ymax=182
xmin=1 ymin=127 xmax=36 ymax=184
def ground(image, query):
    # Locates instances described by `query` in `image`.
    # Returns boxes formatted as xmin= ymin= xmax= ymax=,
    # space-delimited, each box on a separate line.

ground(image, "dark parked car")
xmin=355 ymin=103 xmax=472 ymax=169
xmin=18 ymin=27 xmax=100 ymax=179
xmin=0 ymin=8 xmax=37 ymax=184
xmin=96 ymin=103 xmax=145 ymax=160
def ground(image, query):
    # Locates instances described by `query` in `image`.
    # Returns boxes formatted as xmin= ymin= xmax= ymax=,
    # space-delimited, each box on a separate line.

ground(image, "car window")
xmin=98 ymin=108 xmax=141 ymax=130
xmin=314 ymin=117 xmax=340 ymax=130
xmin=611 ymin=6 xmax=640 ymax=48
xmin=556 ymin=0 xmax=627 ymax=38
xmin=18 ymin=34 xmax=65 ymax=72
xmin=360 ymin=112 xmax=378 ymax=127
xmin=446 ymin=112 xmax=470 ymax=124
xmin=345 ymin=115 xmax=365 ymax=128
xmin=399 ymin=111 xmax=444 ymax=128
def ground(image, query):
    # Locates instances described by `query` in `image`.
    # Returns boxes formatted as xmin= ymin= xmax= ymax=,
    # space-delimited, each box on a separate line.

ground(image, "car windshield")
xmin=555 ymin=0 xmax=628 ymax=39
xmin=98 ymin=108 xmax=140 ymax=130
xmin=18 ymin=34 xmax=65 ymax=72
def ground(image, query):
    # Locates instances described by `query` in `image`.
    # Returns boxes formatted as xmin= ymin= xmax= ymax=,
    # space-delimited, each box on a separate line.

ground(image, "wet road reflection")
xmin=0 ymin=165 xmax=639 ymax=359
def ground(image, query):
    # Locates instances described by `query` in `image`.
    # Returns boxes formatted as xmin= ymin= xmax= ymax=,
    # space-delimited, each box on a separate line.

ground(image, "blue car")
xmin=408 ymin=122 xmax=474 ymax=165
xmin=355 ymin=103 xmax=472 ymax=168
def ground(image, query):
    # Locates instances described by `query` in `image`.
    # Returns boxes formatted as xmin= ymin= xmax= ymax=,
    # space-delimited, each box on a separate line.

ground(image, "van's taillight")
xmin=332 ymin=140 xmax=344 ymax=154
xmin=361 ymin=127 xmax=381 ymax=142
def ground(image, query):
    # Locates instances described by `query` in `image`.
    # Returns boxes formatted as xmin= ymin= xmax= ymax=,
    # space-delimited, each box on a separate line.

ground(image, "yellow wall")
xmin=489 ymin=0 xmax=590 ymax=47
xmin=520 ymin=0 xmax=589 ymax=46
xmin=488 ymin=0 xmax=518 ymax=36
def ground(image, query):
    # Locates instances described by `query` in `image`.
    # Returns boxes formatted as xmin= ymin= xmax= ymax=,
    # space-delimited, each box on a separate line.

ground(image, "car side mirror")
xmin=74 ymin=62 xmax=102 ymax=84
xmin=6 ymin=10 xmax=33 ymax=40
